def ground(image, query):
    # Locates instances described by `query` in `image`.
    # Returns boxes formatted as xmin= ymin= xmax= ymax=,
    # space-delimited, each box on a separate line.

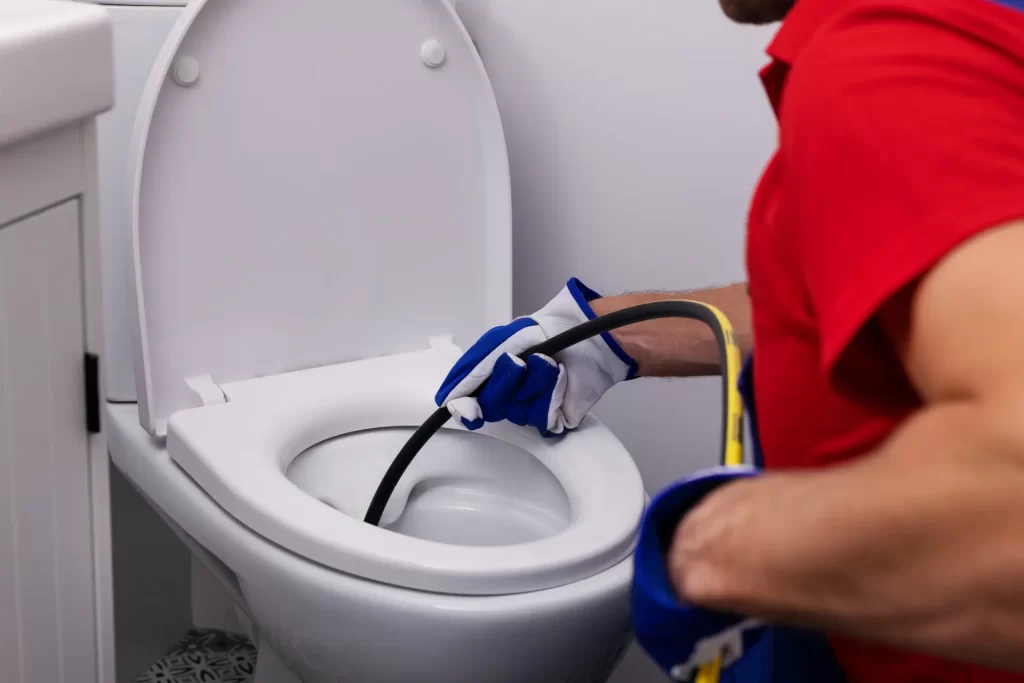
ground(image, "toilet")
xmin=104 ymin=0 xmax=647 ymax=681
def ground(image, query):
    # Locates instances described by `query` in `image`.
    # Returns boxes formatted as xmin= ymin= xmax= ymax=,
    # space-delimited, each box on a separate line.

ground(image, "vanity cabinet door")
xmin=0 ymin=199 xmax=97 ymax=683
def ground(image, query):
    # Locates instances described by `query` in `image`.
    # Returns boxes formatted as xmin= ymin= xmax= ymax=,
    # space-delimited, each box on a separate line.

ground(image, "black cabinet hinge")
xmin=84 ymin=353 xmax=100 ymax=434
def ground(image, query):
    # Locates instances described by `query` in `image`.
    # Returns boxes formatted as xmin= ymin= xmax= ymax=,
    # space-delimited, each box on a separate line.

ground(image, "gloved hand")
xmin=632 ymin=465 xmax=765 ymax=681
xmin=435 ymin=278 xmax=637 ymax=437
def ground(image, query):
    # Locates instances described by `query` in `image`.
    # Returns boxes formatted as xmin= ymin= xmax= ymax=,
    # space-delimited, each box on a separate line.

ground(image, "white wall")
xmin=453 ymin=2 xmax=776 ymax=679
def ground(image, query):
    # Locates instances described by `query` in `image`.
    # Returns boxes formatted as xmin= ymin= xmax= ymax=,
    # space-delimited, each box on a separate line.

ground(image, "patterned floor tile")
xmin=134 ymin=628 xmax=257 ymax=683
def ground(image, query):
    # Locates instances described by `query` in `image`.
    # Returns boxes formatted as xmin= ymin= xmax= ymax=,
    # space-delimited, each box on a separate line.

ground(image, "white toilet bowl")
xmin=106 ymin=358 xmax=643 ymax=683
xmin=109 ymin=0 xmax=648 ymax=680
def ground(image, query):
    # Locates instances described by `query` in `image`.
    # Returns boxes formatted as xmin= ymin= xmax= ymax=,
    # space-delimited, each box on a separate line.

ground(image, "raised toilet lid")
xmin=127 ymin=0 xmax=512 ymax=438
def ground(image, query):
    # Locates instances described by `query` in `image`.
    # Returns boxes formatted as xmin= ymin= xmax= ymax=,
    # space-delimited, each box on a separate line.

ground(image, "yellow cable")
xmin=695 ymin=653 xmax=724 ymax=683
xmin=687 ymin=300 xmax=745 ymax=467
xmin=674 ymin=301 xmax=745 ymax=683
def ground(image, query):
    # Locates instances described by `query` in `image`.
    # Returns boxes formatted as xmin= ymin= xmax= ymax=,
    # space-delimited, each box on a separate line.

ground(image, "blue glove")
xmin=632 ymin=465 xmax=765 ymax=681
xmin=435 ymin=278 xmax=637 ymax=437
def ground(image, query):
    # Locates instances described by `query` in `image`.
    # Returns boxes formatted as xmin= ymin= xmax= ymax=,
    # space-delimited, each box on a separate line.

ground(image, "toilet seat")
xmin=167 ymin=347 xmax=645 ymax=596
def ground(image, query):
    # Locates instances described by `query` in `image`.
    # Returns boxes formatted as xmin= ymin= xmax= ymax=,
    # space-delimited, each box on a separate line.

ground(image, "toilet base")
xmin=254 ymin=642 xmax=303 ymax=683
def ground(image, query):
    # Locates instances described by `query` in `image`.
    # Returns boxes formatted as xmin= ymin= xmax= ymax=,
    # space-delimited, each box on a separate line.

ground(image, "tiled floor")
xmin=134 ymin=628 xmax=257 ymax=683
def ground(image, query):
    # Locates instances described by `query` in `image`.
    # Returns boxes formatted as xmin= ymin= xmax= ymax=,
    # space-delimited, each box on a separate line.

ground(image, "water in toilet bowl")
xmin=287 ymin=428 xmax=571 ymax=547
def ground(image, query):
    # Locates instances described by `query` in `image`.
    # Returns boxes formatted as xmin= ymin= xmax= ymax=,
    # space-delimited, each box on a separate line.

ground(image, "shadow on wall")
xmin=110 ymin=462 xmax=193 ymax=683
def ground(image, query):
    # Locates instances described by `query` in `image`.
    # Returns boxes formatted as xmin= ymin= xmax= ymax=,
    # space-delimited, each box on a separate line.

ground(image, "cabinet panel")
xmin=0 ymin=200 xmax=96 ymax=683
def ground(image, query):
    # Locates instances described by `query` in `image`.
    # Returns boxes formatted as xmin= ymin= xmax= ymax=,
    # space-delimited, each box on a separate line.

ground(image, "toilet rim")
xmin=106 ymin=401 xmax=638 ymax=618
xmin=166 ymin=352 xmax=646 ymax=596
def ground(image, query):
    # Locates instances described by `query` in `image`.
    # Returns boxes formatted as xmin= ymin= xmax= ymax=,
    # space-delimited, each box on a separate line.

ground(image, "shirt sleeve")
xmin=780 ymin=0 xmax=1024 ymax=383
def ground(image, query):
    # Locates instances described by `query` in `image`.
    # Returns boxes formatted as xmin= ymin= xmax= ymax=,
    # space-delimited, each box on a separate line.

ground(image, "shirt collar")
xmin=759 ymin=0 xmax=848 ymax=113
xmin=766 ymin=0 xmax=848 ymax=65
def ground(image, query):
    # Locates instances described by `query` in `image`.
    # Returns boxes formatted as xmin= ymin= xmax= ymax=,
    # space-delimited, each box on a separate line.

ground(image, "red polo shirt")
xmin=747 ymin=0 xmax=1024 ymax=679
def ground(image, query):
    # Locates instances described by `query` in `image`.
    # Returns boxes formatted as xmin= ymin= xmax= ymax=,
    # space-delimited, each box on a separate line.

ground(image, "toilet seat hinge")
xmin=185 ymin=374 xmax=227 ymax=407
xmin=429 ymin=335 xmax=462 ymax=359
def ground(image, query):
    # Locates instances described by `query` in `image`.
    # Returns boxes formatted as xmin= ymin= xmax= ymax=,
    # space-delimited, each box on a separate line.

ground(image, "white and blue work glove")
xmin=632 ymin=466 xmax=765 ymax=681
xmin=435 ymin=278 xmax=638 ymax=437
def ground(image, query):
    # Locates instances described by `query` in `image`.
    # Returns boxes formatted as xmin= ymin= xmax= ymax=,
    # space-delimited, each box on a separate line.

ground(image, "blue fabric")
xmin=435 ymin=317 xmax=565 ymax=435
xmin=721 ymin=627 xmax=847 ymax=683
xmin=567 ymin=278 xmax=640 ymax=379
xmin=631 ymin=354 xmax=848 ymax=682
xmin=477 ymin=354 xmax=527 ymax=423
xmin=435 ymin=278 xmax=640 ymax=437
xmin=507 ymin=354 xmax=561 ymax=435
xmin=435 ymin=316 xmax=538 ymax=408
xmin=989 ymin=0 xmax=1024 ymax=12
xmin=631 ymin=466 xmax=847 ymax=683
xmin=631 ymin=466 xmax=763 ymax=676
xmin=461 ymin=415 xmax=485 ymax=431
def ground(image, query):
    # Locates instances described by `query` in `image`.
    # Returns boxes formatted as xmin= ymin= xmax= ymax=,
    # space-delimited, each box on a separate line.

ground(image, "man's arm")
xmin=590 ymin=283 xmax=752 ymax=377
xmin=669 ymin=220 xmax=1024 ymax=670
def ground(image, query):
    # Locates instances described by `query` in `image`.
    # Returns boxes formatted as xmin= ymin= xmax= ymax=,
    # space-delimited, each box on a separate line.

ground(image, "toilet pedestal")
xmin=254 ymin=642 xmax=302 ymax=683
xmin=236 ymin=604 xmax=302 ymax=683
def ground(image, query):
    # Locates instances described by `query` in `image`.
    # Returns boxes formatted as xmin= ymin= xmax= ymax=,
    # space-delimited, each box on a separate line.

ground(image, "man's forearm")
xmin=672 ymin=398 xmax=1024 ymax=670
xmin=590 ymin=283 xmax=752 ymax=377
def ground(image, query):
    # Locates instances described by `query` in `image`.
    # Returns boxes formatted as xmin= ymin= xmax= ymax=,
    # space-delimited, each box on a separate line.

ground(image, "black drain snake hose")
xmin=363 ymin=300 xmax=745 ymax=527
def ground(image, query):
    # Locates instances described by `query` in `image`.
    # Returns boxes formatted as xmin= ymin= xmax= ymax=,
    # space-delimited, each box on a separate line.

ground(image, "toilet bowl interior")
xmin=288 ymin=427 xmax=571 ymax=546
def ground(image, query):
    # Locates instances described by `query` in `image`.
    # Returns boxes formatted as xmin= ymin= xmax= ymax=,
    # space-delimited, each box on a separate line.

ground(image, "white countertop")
xmin=0 ymin=0 xmax=114 ymax=147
